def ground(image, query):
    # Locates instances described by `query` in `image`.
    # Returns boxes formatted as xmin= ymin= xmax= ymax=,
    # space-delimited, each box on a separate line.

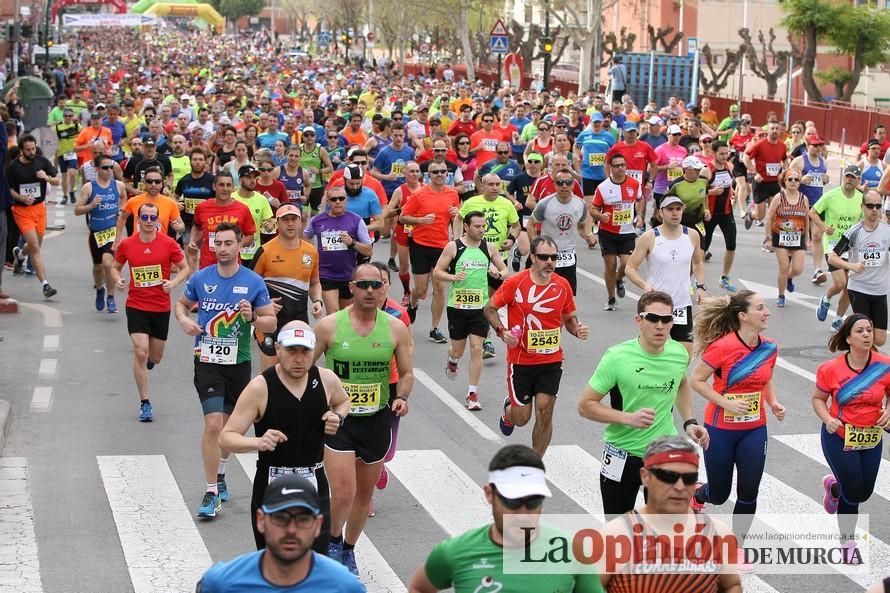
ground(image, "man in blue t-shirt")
xmin=370 ymin=123 xmax=416 ymax=197
xmin=574 ymin=111 xmax=616 ymax=197
xmin=341 ymin=165 xmax=383 ymax=233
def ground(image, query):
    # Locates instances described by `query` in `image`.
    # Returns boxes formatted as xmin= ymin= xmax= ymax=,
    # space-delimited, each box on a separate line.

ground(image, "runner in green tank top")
xmin=300 ymin=144 xmax=323 ymax=189
xmin=434 ymin=211 xmax=507 ymax=411
xmin=299 ymin=130 xmax=333 ymax=215
xmin=312 ymin=263 xmax=414 ymax=576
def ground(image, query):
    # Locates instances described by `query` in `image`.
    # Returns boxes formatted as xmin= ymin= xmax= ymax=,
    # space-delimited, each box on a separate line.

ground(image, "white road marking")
xmin=17 ymin=303 xmax=62 ymax=328
xmin=42 ymin=335 xmax=60 ymax=352
xmin=30 ymin=387 xmax=53 ymax=412
xmin=38 ymin=359 xmax=56 ymax=379
xmin=235 ymin=452 xmax=405 ymax=593
xmin=97 ymin=455 xmax=212 ymax=593
xmin=738 ymin=278 xmax=821 ymax=312
xmin=0 ymin=458 xmax=44 ymax=593
xmin=544 ymin=444 xmax=606 ymax=522
xmin=413 ymin=368 xmax=504 ymax=443
xmin=774 ymin=357 xmax=817 ymax=383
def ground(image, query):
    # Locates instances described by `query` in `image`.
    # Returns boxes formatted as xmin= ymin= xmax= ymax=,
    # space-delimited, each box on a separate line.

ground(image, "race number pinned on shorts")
xmin=345 ymin=382 xmax=381 ymax=415
xmin=63 ymin=151 xmax=76 ymax=161
xmin=601 ymin=443 xmax=628 ymax=482
xmin=844 ymin=424 xmax=882 ymax=451
xmin=200 ymin=336 xmax=238 ymax=365
xmin=321 ymin=231 xmax=348 ymax=252
xmin=672 ymin=307 xmax=688 ymax=326
xmin=723 ymin=391 xmax=762 ymax=424
xmin=778 ymin=231 xmax=801 ymax=248
xmin=555 ymin=248 xmax=575 ymax=268
xmin=453 ymin=288 xmax=484 ymax=309
xmin=268 ymin=465 xmax=319 ymax=491
xmin=93 ymin=227 xmax=116 ymax=247
xmin=132 ymin=264 xmax=163 ymax=288
xmin=527 ymin=328 xmax=561 ymax=354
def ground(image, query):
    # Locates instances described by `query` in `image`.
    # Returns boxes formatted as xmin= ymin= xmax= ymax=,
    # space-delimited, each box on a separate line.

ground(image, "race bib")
xmin=723 ymin=391 xmax=762 ymax=424
xmin=612 ymin=207 xmax=633 ymax=226
xmin=184 ymin=197 xmax=202 ymax=214
xmin=463 ymin=180 xmax=475 ymax=193
xmin=806 ymin=174 xmax=824 ymax=188
xmin=844 ymin=424 xmax=882 ymax=451
xmin=240 ymin=241 xmax=258 ymax=257
xmin=402 ymin=223 xmax=414 ymax=235
xmin=63 ymin=151 xmax=76 ymax=161
xmin=600 ymin=443 xmax=628 ymax=482
xmin=93 ymin=226 xmax=116 ymax=247
xmin=391 ymin=161 xmax=405 ymax=176
xmin=778 ymin=231 xmax=801 ymax=247
xmin=345 ymin=382 xmax=381 ymax=415
xmin=321 ymin=230 xmax=348 ymax=251
xmin=627 ymin=170 xmax=643 ymax=183
xmin=111 ymin=145 xmax=122 ymax=157
xmin=555 ymin=248 xmax=575 ymax=268
xmin=453 ymin=288 xmax=485 ymax=309
xmin=527 ymin=328 xmax=561 ymax=354
xmin=859 ymin=246 xmax=883 ymax=267
xmin=268 ymin=464 xmax=319 ymax=491
xmin=482 ymin=138 xmax=498 ymax=151
xmin=667 ymin=167 xmax=683 ymax=181
xmin=19 ymin=183 xmax=40 ymax=198
xmin=208 ymin=231 xmax=216 ymax=252
xmin=672 ymin=307 xmax=687 ymax=326
xmin=286 ymin=190 xmax=302 ymax=204
xmin=765 ymin=163 xmax=782 ymax=177
xmin=695 ymin=222 xmax=706 ymax=236
xmin=588 ymin=153 xmax=605 ymax=167
xmin=132 ymin=264 xmax=163 ymax=288
xmin=199 ymin=336 xmax=238 ymax=365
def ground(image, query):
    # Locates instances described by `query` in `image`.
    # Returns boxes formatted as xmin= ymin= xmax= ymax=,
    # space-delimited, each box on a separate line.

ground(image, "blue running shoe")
xmin=106 ymin=295 xmax=118 ymax=314
xmin=786 ymin=278 xmax=795 ymax=293
xmin=499 ymin=396 xmax=514 ymax=436
xmin=138 ymin=401 xmax=153 ymax=422
xmin=95 ymin=287 xmax=106 ymax=311
xmin=341 ymin=547 xmax=358 ymax=576
xmin=328 ymin=540 xmax=343 ymax=563
xmin=776 ymin=296 xmax=785 ymax=308
xmin=832 ymin=318 xmax=844 ymax=332
xmin=217 ymin=474 xmax=230 ymax=503
xmin=817 ymin=296 xmax=830 ymax=322
xmin=720 ymin=276 xmax=737 ymax=292
xmin=196 ymin=492 xmax=221 ymax=518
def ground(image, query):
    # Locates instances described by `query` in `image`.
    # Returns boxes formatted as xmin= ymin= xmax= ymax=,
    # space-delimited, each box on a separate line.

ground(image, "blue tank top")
xmin=87 ymin=179 xmax=120 ymax=231
xmin=799 ymin=153 xmax=827 ymax=204
xmin=862 ymin=161 xmax=884 ymax=189
xmin=368 ymin=134 xmax=392 ymax=162
xmin=278 ymin=166 xmax=305 ymax=204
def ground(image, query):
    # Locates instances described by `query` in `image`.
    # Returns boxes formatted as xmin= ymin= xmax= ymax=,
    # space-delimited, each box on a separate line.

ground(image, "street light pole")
xmin=543 ymin=0 xmax=551 ymax=91
xmin=43 ymin=0 xmax=52 ymax=65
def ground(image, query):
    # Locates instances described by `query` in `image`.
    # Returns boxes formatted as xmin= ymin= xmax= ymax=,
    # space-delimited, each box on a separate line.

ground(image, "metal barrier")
xmin=625 ymin=53 xmax=694 ymax=108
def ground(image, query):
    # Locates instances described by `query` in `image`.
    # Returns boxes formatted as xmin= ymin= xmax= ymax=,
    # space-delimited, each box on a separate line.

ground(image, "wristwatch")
xmin=695 ymin=282 xmax=706 ymax=290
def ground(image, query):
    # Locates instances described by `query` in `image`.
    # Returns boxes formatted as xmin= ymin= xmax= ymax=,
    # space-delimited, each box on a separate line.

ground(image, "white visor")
xmin=489 ymin=466 xmax=552 ymax=499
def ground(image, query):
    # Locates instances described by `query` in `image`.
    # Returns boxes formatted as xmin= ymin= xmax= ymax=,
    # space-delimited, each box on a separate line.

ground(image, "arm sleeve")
xmin=832 ymin=234 xmax=851 ymax=257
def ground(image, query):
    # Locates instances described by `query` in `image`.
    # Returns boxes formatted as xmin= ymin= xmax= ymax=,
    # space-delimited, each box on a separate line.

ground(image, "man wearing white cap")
xmin=661 ymin=156 xmax=710 ymax=240
xmin=220 ymin=320 xmax=349 ymax=553
xmin=408 ymin=444 xmax=605 ymax=593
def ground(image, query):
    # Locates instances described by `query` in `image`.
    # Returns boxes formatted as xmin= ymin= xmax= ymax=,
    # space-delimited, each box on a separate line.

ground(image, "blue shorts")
xmin=59 ymin=157 xmax=78 ymax=173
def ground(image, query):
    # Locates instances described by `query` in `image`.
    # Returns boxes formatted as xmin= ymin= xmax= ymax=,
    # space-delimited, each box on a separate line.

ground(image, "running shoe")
xmin=429 ymin=328 xmax=446 ymax=343
xmin=822 ymin=474 xmax=839 ymax=514
xmin=407 ymin=305 xmax=417 ymax=324
xmin=42 ymin=283 xmax=57 ymax=299
xmin=400 ymin=293 xmax=410 ymax=307
xmin=776 ymin=295 xmax=785 ymax=308
xmin=720 ymin=276 xmax=737 ymax=292
xmin=616 ymin=280 xmax=626 ymax=299
xmin=743 ymin=211 xmax=753 ymax=230
xmin=482 ymin=339 xmax=495 ymax=359
xmin=603 ymin=297 xmax=616 ymax=311
xmin=754 ymin=220 xmax=765 ymax=227
xmin=499 ymin=396 xmax=514 ymax=436
xmin=60 ymin=195 xmax=68 ymax=205
xmin=689 ymin=483 xmax=705 ymax=514
xmin=12 ymin=247 xmax=24 ymax=275
xmin=217 ymin=474 xmax=230 ymax=503
xmin=812 ymin=269 xmax=828 ymax=285
xmin=95 ymin=287 xmax=106 ymax=311
xmin=832 ymin=318 xmax=844 ymax=332
xmin=147 ymin=359 xmax=156 ymax=370
xmin=445 ymin=357 xmax=458 ymax=380
xmin=704 ymin=251 xmax=712 ymax=262
xmin=138 ymin=401 xmax=153 ymax=422
xmin=786 ymin=278 xmax=795 ymax=293
xmin=196 ymin=492 xmax=221 ymax=518
xmin=376 ymin=466 xmax=389 ymax=490
xmin=106 ymin=295 xmax=118 ymax=314
xmin=327 ymin=540 xmax=343 ymax=563
xmin=341 ymin=547 xmax=358 ymax=575
xmin=817 ymin=296 xmax=830 ymax=322
xmin=841 ymin=541 xmax=862 ymax=565
xmin=736 ymin=549 xmax=755 ymax=574
xmin=387 ymin=258 xmax=399 ymax=273
xmin=466 ymin=392 xmax=482 ymax=411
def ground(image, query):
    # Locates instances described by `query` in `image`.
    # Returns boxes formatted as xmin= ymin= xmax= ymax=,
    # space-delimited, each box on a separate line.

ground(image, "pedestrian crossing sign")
xmin=490 ymin=35 xmax=508 ymax=54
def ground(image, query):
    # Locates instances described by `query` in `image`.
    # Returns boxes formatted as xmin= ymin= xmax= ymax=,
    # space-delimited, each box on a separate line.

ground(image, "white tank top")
xmin=648 ymin=226 xmax=694 ymax=310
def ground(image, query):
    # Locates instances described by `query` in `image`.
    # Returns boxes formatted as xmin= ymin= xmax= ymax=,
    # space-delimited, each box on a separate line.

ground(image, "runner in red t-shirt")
xmin=484 ymin=235 xmax=589 ymax=457
xmin=111 ymin=200 xmax=189 ymax=422
xmin=743 ymin=122 xmax=789 ymax=241
xmin=191 ymin=174 xmax=257 ymax=269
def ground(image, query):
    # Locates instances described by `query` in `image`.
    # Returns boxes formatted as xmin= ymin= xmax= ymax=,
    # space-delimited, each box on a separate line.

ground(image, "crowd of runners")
xmin=2 ymin=25 xmax=890 ymax=593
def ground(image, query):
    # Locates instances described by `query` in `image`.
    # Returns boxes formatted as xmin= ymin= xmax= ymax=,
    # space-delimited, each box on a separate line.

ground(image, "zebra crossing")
xmin=2 ymin=437 xmax=888 ymax=593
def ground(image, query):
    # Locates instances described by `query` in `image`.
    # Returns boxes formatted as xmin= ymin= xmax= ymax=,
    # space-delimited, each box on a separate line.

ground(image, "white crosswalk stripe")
xmin=0 ymin=458 xmax=44 ymax=593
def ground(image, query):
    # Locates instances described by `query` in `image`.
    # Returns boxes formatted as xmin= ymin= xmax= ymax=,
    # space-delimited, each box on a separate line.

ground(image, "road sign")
xmin=490 ymin=35 xmax=508 ymax=54
xmin=490 ymin=19 xmax=508 ymax=37
xmin=687 ymin=37 xmax=698 ymax=56
xmin=317 ymin=31 xmax=331 ymax=46
xmin=419 ymin=42 xmax=430 ymax=54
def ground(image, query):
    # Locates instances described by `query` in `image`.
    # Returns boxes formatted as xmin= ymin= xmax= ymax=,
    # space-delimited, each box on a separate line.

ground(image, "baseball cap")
xmin=729 ymin=104 xmax=740 ymax=112
xmin=238 ymin=164 xmax=259 ymax=177
xmin=700 ymin=133 xmax=714 ymax=143
xmin=526 ymin=152 xmax=545 ymax=164
xmin=95 ymin=103 xmax=106 ymax=110
xmin=682 ymin=156 xmax=704 ymax=169
xmin=488 ymin=465 xmax=552 ymax=499
xmin=648 ymin=116 xmax=662 ymax=126
xmin=275 ymin=204 xmax=303 ymax=219
xmin=276 ymin=325 xmax=315 ymax=348
xmin=668 ymin=124 xmax=682 ymax=135
xmin=142 ymin=135 xmax=157 ymax=145
xmin=591 ymin=112 xmax=604 ymax=123
xmin=623 ymin=121 xmax=638 ymax=132
xmin=807 ymin=134 xmax=825 ymax=145
xmin=260 ymin=475 xmax=320 ymax=515
xmin=660 ymin=195 xmax=685 ymax=208
xmin=844 ymin=165 xmax=862 ymax=177
xmin=344 ymin=164 xmax=364 ymax=180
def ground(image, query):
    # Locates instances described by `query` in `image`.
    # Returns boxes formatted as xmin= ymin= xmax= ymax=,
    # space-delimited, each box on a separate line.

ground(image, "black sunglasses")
xmin=647 ymin=467 xmax=699 ymax=486
xmin=496 ymin=151 xmax=510 ymax=155
xmin=496 ymin=492 xmax=546 ymax=510
xmin=429 ymin=169 xmax=447 ymax=174
xmin=641 ymin=312 xmax=674 ymax=324
xmin=533 ymin=253 xmax=558 ymax=261
xmin=555 ymin=179 xmax=573 ymax=186
xmin=99 ymin=165 xmax=115 ymax=170
xmin=144 ymin=179 xmax=163 ymax=184
xmin=258 ymin=168 xmax=274 ymax=172
xmin=353 ymin=279 xmax=383 ymax=290
xmin=864 ymin=203 xmax=883 ymax=210
xmin=328 ymin=196 xmax=346 ymax=202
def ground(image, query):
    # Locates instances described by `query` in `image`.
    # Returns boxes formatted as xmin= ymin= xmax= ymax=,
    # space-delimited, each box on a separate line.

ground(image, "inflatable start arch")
xmin=142 ymin=2 xmax=225 ymax=34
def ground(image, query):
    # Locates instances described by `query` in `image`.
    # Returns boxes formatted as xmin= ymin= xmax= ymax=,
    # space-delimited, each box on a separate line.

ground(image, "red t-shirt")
xmin=858 ymin=140 xmax=890 ymax=159
xmin=447 ymin=120 xmax=478 ymax=138
xmin=489 ymin=270 xmax=576 ymax=365
xmin=745 ymin=138 xmax=788 ymax=182
xmin=816 ymin=352 xmax=890 ymax=440
xmin=605 ymin=141 xmax=657 ymax=185
xmin=592 ymin=176 xmax=641 ymax=235
xmin=530 ymin=175 xmax=583 ymax=203
xmin=400 ymin=185 xmax=459 ymax=248
xmin=470 ymin=129 xmax=503 ymax=166
xmin=255 ymin=179 xmax=289 ymax=206
xmin=729 ymin=132 xmax=755 ymax=154
xmin=701 ymin=332 xmax=778 ymax=430
xmin=114 ymin=233 xmax=184 ymax=312
xmin=495 ymin=123 xmax=518 ymax=143
xmin=193 ymin=199 xmax=257 ymax=269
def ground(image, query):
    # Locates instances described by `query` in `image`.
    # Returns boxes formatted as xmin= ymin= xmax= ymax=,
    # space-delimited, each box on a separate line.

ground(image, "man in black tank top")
xmin=220 ymin=320 xmax=350 ymax=552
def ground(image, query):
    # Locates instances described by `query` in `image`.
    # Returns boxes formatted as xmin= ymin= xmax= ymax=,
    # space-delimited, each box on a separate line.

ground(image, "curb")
xmin=0 ymin=399 xmax=10 ymax=454
xmin=0 ymin=298 xmax=18 ymax=314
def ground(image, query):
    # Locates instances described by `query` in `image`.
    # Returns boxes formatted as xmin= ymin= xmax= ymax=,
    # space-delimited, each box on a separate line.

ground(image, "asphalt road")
xmin=1 ymin=177 xmax=887 ymax=593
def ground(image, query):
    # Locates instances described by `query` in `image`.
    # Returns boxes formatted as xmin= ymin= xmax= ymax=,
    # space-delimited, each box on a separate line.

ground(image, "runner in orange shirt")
xmin=74 ymin=112 xmax=113 ymax=166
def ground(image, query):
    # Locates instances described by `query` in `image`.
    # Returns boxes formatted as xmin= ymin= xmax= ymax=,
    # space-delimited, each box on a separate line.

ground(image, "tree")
xmin=218 ymin=0 xmax=265 ymax=24
xmin=780 ymin=0 xmax=838 ymax=102
xmin=699 ymin=44 xmax=740 ymax=95
xmin=647 ymin=25 xmax=683 ymax=54
xmin=737 ymin=27 xmax=800 ymax=100
xmin=817 ymin=4 xmax=890 ymax=102
xmin=601 ymin=27 xmax=636 ymax=67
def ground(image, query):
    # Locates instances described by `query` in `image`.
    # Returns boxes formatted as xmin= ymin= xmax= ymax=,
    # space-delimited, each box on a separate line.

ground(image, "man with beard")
xmin=174 ymin=147 xmax=215 ymax=271
xmin=195 ymin=475 xmax=363 ymax=591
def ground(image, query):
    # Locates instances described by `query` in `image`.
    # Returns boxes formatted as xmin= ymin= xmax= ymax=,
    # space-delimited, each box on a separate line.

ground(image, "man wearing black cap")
xmin=124 ymin=135 xmax=172 ymax=197
xmin=220 ymin=320 xmax=350 ymax=552
xmin=196 ymin=475 xmax=363 ymax=592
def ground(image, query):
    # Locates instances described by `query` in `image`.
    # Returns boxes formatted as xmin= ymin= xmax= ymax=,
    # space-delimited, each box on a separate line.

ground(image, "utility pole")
xmin=542 ymin=0 xmax=551 ymax=91
xmin=12 ymin=0 xmax=20 ymax=76
xmin=43 ymin=0 xmax=52 ymax=64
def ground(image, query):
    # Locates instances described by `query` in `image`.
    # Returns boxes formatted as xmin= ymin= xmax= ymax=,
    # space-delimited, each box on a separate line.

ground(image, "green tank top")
xmin=447 ymin=240 xmax=491 ymax=310
xmin=327 ymin=309 xmax=395 ymax=416
xmin=300 ymin=144 xmax=322 ymax=188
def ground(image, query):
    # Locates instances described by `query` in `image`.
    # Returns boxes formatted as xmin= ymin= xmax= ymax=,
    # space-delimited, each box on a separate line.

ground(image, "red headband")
xmin=644 ymin=451 xmax=700 ymax=468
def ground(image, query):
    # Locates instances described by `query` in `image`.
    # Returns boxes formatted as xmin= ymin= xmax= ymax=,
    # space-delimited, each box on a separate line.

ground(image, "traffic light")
xmin=21 ymin=23 xmax=32 ymax=38
xmin=541 ymin=37 xmax=553 ymax=54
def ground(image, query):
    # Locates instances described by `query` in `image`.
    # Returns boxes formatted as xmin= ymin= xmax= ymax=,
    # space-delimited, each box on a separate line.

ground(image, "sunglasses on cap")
xmin=496 ymin=492 xmax=545 ymax=510
xmin=647 ymin=467 xmax=699 ymax=486
xmin=641 ymin=312 xmax=674 ymax=324
xmin=139 ymin=214 xmax=159 ymax=221
xmin=352 ymin=279 xmax=383 ymax=290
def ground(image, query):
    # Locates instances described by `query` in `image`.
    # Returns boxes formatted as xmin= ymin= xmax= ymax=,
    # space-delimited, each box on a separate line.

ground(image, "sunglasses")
xmin=533 ymin=253 xmax=558 ymax=261
xmin=785 ymin=177 xmax=800 ymax=182
xmin=258 ymin=168 xmax=274 ymax=172
xmin=328 ymin=196 xmax=346 ymax=202
xmin=482 ymin=119 xmax=494 ymax=123
xmin=139 ymin=214 xmax=159 ymax=221
xmin=99 ymin=165 xmax=115 ymax=170
xmin=538 ymin=127 xmax=551 ymax=132
xmin=496 ymin=492 xmax=546 ymax=510
xmin=267 ymin=511 xmax=317 ymax=528
xmin=555 ymin=179 xmax=573 ymax=186
xmin=144 ymin=179 xmax=163 ymax=184
xmin=429 ymin=169 xmax=447 ymax=174
xmin=302 ymin=132 xmax=315 ymax=136
xmin=647 ymin=467 xmax=699 ymax=486
xmin=458 ymin=141 xmax=470 ymax=145
xmin=641 ymin=312 xmax=674 ymax=324
xmin=353 ymin=279 xmax=383 ymax=290
xmin=433 ymin=148 xmax=447 ymax=153
xmin=864 ymin=203 xmax=883 ymax=210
